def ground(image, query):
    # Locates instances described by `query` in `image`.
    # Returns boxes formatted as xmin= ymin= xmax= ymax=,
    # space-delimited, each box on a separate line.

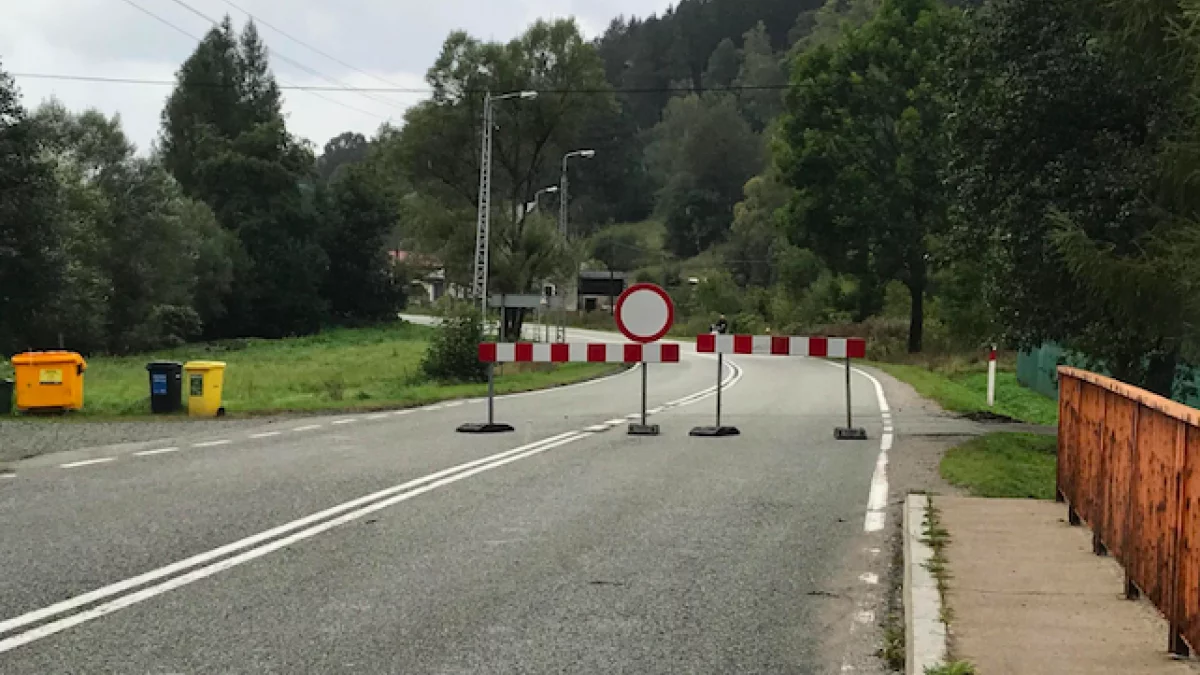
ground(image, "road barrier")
xmin=692 ymin=334 xmax=868 ymax=439
xmin=457 ymin=342 xmax=681 ymax=435
xmin=1058 ymin=367 xmax=1200 ymax=656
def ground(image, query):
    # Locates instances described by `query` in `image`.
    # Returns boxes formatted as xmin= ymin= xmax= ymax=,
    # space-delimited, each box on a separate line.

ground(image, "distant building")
xmin=390 ymin=251 xmax=464 ymax=306
xmin=567 ymin=270 xmax=628 ymax=313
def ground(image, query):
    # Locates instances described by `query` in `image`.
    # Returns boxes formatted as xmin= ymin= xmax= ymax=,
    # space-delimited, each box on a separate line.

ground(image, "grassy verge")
xmin=20 ymin=322 xmax=621 ymax=418
xmin=872 ymin=361 xmax=1058 ymax=426
xmin=940 ymin=433 xmax=1058 ymax=500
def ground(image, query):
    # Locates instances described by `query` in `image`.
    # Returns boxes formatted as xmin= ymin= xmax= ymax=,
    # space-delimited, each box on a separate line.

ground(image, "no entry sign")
xmin=615 ymin=283 xmax=675 ymax=344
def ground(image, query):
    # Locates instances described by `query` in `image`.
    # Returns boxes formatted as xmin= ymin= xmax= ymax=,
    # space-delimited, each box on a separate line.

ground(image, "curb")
xmin=904 ymin=494 xmax=948 ymax=674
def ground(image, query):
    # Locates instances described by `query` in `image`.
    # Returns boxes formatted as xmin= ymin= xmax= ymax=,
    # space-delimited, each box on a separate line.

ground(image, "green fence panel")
xmin=1018 ymin=342 xmax=1200 ymax=408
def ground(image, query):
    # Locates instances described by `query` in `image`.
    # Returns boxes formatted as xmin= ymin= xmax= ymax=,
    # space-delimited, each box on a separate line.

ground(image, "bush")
xmin=421 ymin=303 xmax=487 ymax=382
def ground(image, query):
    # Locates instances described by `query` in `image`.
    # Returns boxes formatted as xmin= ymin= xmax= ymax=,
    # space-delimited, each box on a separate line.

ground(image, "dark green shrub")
xmin=421 ymin=303 xmax=487 ymax=382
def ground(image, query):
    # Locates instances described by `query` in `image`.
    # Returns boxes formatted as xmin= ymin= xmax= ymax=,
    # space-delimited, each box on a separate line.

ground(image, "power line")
xmin=217 ymin=0 xmax=413 ymax=96
xmin=11 ymin=71 xmax=796 ymax=95
xmin=164 ymin=0 xmax=406 ymax=114
xmin=115 ymin=0 xmax=387 ymax=120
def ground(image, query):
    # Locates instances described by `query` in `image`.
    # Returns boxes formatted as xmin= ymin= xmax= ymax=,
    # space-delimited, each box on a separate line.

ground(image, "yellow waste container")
xmin=184 ymin=361 xmax=227 ymax=418
xmin=12 ymin=351 xmax=87 ymax=412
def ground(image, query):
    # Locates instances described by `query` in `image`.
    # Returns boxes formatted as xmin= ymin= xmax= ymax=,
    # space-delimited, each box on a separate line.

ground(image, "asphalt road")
xmin=0 ymin=324 xmax=891 ymax=674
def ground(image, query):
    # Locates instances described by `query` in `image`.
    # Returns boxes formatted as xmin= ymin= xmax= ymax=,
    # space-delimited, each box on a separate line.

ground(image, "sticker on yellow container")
xmin=190 ymin=374 xmax=204 ymax=396
xmin=39 ymin=369 xmax=63 ymax=385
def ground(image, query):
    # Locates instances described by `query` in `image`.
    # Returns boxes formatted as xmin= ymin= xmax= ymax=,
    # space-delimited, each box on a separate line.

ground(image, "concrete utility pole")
xmin=471 ymin=90 xmax=538 ymax=318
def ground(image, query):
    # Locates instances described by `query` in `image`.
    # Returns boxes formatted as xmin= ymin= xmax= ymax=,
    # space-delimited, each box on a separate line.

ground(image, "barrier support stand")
xmin=690 ymin=353 xmax=740 ymax=437
xmin=457 ymin=363 xmax=515 ymax=434
xmin=835 ymin=356 xmax=868 ymax=440
xmin=628 ymin=364 xmax=660 ymax=436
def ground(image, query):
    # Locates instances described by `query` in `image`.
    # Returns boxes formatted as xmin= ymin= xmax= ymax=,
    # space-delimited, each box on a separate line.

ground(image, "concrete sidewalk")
xmin=939 ymin=496 xmax=1198 ymax=674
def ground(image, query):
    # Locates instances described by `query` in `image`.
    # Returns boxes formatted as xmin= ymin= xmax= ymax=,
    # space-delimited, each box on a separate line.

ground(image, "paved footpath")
xmin=940 ymin=497 xmax=1199 ymax=674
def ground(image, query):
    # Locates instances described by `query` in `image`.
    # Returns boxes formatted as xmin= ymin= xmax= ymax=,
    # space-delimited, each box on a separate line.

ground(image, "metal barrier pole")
xmin=835 ymin=355 xmax=867 ymax=440
xmin=690 ymin=351 xmax=739 ymax=437
xmin=629 ymin=363 xmax=660 ymax=436
xmin=457 ymin=360 xmax=514 ymax=434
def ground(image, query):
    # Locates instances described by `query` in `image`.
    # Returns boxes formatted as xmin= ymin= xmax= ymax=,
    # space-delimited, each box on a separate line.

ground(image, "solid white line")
xmin=392 ymin=410 xmax=414 ymax=416
xmin=424 ymin=404 xmax=445 ymax=411
xmin=0 ymin=431 xmax=591 ymax=654
xmin=585 ymin=424 xmax=610 ymax=433
xmin=292 ymin=425 xmax=322 ymax=432
xmin=249 ymin=432 xmax=282 ymax=439
xmin=0 ymin=430 xmax=583 ymax=641
xmin=60 ymin=458 xmax=115 ymax=469
xmin=605 ymin=419 xmax=626 ymax=426
xmin=365 ymin=413 xmax=389 ymax=421
xmin=823 ymin=361 xmax=892 ymax=533
xmin=192 ymin=440 xmax=231 ymax=448
xmin=331 ymin=419 xmax=357 ymax=426
xmin=442 ymin=401 xmax=464 ymax=408
xmin=134 ymin=447 xmax=181 ymax=457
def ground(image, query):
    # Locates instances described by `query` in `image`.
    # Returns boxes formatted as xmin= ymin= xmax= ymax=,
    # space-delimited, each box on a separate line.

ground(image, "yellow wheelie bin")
xmin=184 ymin=361 xmax=227 ymax=417
xmin=12 ymin=351 xmax=87 ymax=412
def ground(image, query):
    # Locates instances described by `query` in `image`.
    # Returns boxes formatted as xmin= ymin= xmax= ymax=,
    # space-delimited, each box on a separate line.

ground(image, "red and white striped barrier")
xmin=697 ymin=334 xmax=866 ymax=359
xmin=478 ymin=342 xmax=681 ymax=364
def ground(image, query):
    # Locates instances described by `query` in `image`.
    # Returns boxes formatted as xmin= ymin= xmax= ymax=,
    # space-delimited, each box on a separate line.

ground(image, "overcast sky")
xmin=1 ymin=0 xmax=672 ymax=153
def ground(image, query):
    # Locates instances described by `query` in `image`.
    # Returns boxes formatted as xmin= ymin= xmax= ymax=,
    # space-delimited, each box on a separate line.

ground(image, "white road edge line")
xmin=0 ymin=431 xmax=592 ymax=655
xmin=331 ymin=419 xmax=358 ymax=426
xmin=292 ymin=425 xmax=322 ymax=432
xmin=192 ymin=440 xmax=231 ymax=448
xmin=0 ymin=430 xmax=583 ymax=641
xmin=823 ymin=361 xmax=891 ymax=533
xmin=134 ymin=447 xmax=181 ymax=457
xmin=249 ymin=432 xmax=282 ymax=439
xmin=59 ymin=458 xmax=115 ymax=469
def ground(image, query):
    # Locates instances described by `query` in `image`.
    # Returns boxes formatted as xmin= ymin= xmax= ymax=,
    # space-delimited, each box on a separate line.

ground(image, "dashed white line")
xmin=293 ymin=425 xmax=322 ymax=432
xmin=0 ymin=473 xmax=15 ymax=479
xmin=392 ymin=410 xmax=414 ymax=417
xmin=605 ymin=418 xmax=626 ymax=426
xmin=585 ymin=424 xmax=610 ymax=433
xmin=443 ymin=401 xmax=464 ymax=408
xmin=365 ymin=413 xmax=389 ymax=421
xmin=249 ymin=431 xmax=282 ymax=439
xmin=134 ymin=447 xmax=181 ymax=457
xmin=331 ymin=419 xmax=358 ymax=426
xmin=193 ymin=440 xmax=231 ymax=448
xmin=60 ymin=457 xmax=116 ymax=469
xmin=859 ymin=572 xmax=879 ymax=585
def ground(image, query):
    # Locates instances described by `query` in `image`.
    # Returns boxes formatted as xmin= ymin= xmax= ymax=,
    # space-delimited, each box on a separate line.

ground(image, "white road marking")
xmin=331 ymin=419 xmax=358 ymax=426
xmin=605 ymin=418 xmax=626 ymax=426
xmin=855 ymin=610 xmax=875 ymax=624
xmin=134 ymin=447 xmax=181 ymax=457
xmin=648 ymin=407 xmax=665 ymax=415
xmin=442 ymin=401 xmax=464 ymax=408
xmin=392 ymin=410 xmax=414 ymax=416
xmin=192 ymin=440 xmax=231 ymax=448
xmin=625 ymin=413 xmax=641 ymax=420
xmin=0 ymin=431 xmax=590 ymax=654
xmin=585 ymin=424 xmax=610 ymax=433
xmin=60 ymin=458 xmax=115 ymax=469
xmin=859 ymin=572 xmax=879 ymax=585
xmin=293 ymin=425 xmax=322 ymax=432
xmin=424 ymin=404 xmax=445 ymax=411
xmin=365 ymin=413 xmax=389 ymax=421
xmin=249 ymin=431 xmax=282 ymax=439
xmin=824 ymin=361 xmax=892 ymax=533
xmin=0 ymin=473 xmax=15 ymax=479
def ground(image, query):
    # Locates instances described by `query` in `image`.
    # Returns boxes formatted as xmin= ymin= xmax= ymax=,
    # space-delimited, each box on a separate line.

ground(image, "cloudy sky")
xmin=1 ymin=0 xmax=673 ymax=153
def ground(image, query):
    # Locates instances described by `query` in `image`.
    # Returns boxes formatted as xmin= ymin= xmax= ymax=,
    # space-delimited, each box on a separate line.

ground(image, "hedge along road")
xmin=0 ymin=325 xmax=891 ymax=674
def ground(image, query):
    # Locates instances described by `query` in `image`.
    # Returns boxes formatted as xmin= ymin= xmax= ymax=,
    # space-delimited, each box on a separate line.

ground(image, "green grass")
xmin=940 ymin=433 xmax=1058 ymax=500
xmin=926 ymin=662 xmax=976 ymax=675
xmin=874 ymin=362 xmax=1058 ymax=426
xmin=40 ymin=322 xmax=619 ymax=418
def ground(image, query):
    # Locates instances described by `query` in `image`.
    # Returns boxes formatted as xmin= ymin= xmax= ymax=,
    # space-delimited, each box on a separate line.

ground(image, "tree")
xmin=704 ymin=38 xmax=742 ymax=88
xmin=735 ymin=22 xmax=787 ymax=130
xmin=161 ymin=17 xmax=326 ymax=338
xmin=316 ymin=132 xmax=370 ymax=184
xmin=0 ymin=63 xmax=70 ymax=354
xmin=724 ymin=172 xmax=795 ymax=287
xmin=319 ymin=160 xmax=402 ymax=324
xmin=647 ymin=94 xmax=764 ymax=257
xmin=777 ymin=0 xmax=958 ymax=352
xmin=949 ymin=0 xmax=1199 ymax=394
xmin=590 ymin=228 xmax=645 ymax=273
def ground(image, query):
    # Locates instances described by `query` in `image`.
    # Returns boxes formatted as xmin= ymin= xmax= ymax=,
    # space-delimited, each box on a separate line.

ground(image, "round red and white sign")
xmin=615 ymin=283 xmax=675 ymax=344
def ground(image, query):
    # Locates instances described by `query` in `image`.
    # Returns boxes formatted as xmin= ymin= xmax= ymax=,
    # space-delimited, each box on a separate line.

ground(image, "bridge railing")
xmin=1058 ymin=366 xmax=1200 ymax=656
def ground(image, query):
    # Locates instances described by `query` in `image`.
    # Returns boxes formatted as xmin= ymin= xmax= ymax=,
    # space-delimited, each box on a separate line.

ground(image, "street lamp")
xmin=471 ymin=89 xmax=539 ymax=316
xmin=558 ymin=149 xmax=596 ymax=238
xmin=527 ymin=185 xmax=559 ymax=214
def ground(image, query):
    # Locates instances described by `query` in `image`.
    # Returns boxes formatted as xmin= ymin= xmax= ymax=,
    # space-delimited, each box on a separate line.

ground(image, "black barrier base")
xmin=457 ymin=422 xmax=516 ymax=434
xmin=690 ymin=426 xmax=741 ymax=437
xmin=628 ymin=423 xmax=661 ymax=436
xmin=835 ymin=427 xmax=868 ymax=441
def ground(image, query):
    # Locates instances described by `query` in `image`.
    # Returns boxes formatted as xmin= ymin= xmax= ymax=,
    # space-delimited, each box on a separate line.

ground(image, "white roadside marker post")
xmin=987 ymin=346 xmax=997 ymax=408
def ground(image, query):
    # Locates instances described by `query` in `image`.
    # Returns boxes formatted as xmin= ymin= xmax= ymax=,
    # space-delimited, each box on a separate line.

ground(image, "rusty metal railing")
xmin=1058 ymin=366 xmax=1200 ymax=656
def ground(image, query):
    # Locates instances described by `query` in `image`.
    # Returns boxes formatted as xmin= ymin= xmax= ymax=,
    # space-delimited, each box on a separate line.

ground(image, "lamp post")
xmin=558 ymin=149 xmax=596 ymax=238
xmin=472 ymin=89 xmax=539 ymax=317
xmin=527 ymin=185 xmax=559 ymax=215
